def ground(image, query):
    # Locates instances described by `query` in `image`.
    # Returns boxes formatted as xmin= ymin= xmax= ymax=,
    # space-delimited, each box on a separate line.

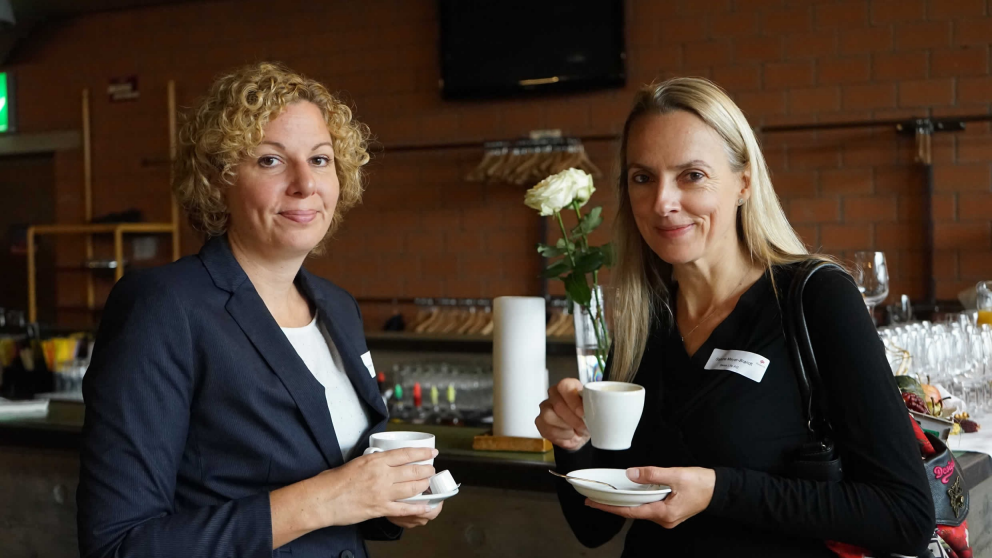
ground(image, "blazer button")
xmin=340 ymin=551 xmax=355 ymax=558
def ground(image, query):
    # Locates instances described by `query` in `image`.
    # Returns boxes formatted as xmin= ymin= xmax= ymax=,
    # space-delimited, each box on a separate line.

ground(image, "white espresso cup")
xmin=582 ymin=381 xmax=646 ymax=450
xmin=362 ymin=431 xmax=436 ymax=465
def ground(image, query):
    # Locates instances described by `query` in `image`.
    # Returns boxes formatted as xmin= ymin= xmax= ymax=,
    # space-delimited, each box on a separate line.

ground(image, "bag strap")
xmin=783 ymin=260 xmax=844 ymax=441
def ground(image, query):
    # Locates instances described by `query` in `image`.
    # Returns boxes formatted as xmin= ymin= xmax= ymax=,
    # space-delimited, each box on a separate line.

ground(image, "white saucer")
xmin=397 ymin=487 xmax=459 ymax=509
xmin=565 ymin=468 xmax=671 ymax=507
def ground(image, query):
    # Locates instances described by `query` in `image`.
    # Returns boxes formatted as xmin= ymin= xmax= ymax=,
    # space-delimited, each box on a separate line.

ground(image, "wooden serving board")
xmin=472 ymin=433 xmax=553 ymax=453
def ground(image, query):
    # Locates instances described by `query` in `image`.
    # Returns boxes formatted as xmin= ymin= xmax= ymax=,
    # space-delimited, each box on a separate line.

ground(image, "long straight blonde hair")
xmin=610 ymin=78 xmax=824 ymax=383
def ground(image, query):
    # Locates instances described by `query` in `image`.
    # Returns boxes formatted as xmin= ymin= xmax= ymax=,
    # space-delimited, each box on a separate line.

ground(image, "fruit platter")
xmin=896 ymin=375 xmax=980 ymax=441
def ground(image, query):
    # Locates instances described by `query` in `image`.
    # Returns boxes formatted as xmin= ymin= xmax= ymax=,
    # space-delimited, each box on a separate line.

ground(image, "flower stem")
xmin=565 ymin=202 xmax=608 ymax=379
xmin=554 ymin=211 xmax=577 ymax=268
xmin=591 ymin=270 xmax=608 ymax=374
xmin=571 ymin=201 xmax=590 ymax=251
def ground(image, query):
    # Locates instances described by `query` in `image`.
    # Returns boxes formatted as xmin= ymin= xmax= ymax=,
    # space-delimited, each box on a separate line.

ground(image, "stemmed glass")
xmin=853 ymin=251 xmax=889 ymax=322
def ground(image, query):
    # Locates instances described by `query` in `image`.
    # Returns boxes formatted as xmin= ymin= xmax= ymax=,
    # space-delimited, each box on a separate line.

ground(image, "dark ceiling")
xmin=9 ymin=0 xmax=206 ymax=22
xmin=1 ymin=0 xmax=213 ymax=64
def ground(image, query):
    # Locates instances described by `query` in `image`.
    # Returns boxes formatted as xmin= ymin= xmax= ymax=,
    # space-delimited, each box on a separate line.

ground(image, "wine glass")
xmin=853 ymin=251 xmax=889 ymax=323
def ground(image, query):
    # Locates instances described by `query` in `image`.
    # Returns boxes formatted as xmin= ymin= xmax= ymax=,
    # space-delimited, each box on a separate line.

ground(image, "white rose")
xmin=568 ymin=168 xmax=596 ymax=206
xmin=524 ymin=168 xmax=596 ymax=216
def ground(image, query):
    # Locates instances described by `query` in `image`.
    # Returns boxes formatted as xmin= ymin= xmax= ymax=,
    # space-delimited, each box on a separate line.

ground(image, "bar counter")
xmin=2 ymin=400 xmax=991 ymax=557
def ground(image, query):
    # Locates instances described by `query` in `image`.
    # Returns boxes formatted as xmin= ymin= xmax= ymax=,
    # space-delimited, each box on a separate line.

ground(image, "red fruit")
xmin=937 ymin=522 xmax=972 ymax=558
xmin=907 ymin=413 xmax=936 ymax=457
xmin=961 ymin=419 xmax=980 ymax=433
xmin=902 ymin=392 xmax=928 ymax=414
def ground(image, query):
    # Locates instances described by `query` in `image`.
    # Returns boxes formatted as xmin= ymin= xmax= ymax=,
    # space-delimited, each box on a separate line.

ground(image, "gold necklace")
xmin=678 ymin=268 xmax=751 ymax=342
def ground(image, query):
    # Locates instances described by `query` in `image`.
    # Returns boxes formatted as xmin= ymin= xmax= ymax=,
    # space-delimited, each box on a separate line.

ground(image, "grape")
xmin=902 ymin=392 xmax=928 ymax=414
xmin=961 ymin=419 xmax=980 ymax=433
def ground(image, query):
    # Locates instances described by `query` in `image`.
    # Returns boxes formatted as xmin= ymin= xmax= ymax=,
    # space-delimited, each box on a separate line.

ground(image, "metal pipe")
xmin=760 ymin=114 xmax=992 ymax=134
xmin=375 ymin=114 xmax=992 ymax=151
xmin=82 ymin=88 xmax=94 ymax=311
xmin=924 ymin=163 xmax=935 ymax=305
xmin=168 ymin=80 xmax=180 ymax=261
xmin=114 ymin=227 xmax=124 ymax=282
xmin=27 ymin=227 xmax=36 ymax=323
xmin=375 ymin=134 xmax=620 ymax=154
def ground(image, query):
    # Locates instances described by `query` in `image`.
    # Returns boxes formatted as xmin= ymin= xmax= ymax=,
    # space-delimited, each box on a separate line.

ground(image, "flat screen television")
xmin=438 ymin=0 xmax=625 ymax=100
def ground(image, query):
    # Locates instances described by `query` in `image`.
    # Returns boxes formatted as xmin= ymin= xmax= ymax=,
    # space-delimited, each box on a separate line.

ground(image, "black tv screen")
xmin=438 ymin=0 xmax=626 ymax=100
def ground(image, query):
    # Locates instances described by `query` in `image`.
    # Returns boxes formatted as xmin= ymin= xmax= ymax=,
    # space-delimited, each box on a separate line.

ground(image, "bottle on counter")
xmin=410 ymin=382 xmax=426 ymax=424
xmin=390 ymin=383 xmax=407 ymax=422
xmin=444 ymin=383 xmax=462 ymax=425
xmin=0 ymin=311 xmax=59 ymax=399
xmin=429 ymin=384 xmax=441 ymax=424
xmin=0 ymin=318 xmax=41 ymax=400
xmin=0 ymin=341 xmax=27 ymax=399
xmin=25 ymin=322 xmax=54 ymax=396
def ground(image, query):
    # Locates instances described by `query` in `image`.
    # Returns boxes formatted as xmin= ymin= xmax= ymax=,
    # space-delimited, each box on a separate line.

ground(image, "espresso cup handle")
xmin=363 ymin=447 xmax=384 ymax=456
xmin=579 ymin=391 xmax=586 ymax=426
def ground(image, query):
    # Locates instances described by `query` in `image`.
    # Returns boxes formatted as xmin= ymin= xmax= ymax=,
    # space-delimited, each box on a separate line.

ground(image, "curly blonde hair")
xmin=173 ymin=62 xmax=370 ymax=249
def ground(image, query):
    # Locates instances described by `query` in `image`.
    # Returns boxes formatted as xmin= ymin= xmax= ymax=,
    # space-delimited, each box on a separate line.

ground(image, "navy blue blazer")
xmin=77 ymin=235 xmax=400 ymax=558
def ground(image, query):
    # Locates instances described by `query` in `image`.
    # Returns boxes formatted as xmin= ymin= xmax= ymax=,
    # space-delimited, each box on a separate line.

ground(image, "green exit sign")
xmin=0 ymin=72 xmax=8 ymax=133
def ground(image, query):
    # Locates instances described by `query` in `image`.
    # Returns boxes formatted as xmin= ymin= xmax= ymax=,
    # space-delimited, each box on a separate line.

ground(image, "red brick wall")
xmin=6 ymin=0 xmax=991 ymax=328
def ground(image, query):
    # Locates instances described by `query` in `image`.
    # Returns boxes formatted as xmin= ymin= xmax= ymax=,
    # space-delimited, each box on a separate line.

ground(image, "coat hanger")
xmin=466 ymin=142 xmax=509 ymax=182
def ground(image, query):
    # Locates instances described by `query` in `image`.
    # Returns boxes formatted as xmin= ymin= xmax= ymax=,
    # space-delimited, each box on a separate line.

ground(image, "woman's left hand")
xmin=386 ymin=502 xmax=443 ymax=528
xmin=585 ymin=467 xmax=716 ymax=529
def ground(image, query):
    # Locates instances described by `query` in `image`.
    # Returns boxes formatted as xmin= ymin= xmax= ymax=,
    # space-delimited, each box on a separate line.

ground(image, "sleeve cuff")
xmin=241 ymin=491 xmax=276 ymax=556
xmin=705 ymin=466 xmax=736 ymax=516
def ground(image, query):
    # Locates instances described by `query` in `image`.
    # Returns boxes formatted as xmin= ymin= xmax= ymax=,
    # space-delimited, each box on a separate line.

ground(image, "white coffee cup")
xmin=582 ymin=381 xmax=646 ymax=450
xmin=362 ymin=431 xmax=436 ymax=465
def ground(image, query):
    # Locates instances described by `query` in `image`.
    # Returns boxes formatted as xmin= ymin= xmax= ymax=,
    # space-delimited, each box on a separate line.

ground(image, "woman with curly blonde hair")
xmin=78 ymin=62 xmax=441 ymax=558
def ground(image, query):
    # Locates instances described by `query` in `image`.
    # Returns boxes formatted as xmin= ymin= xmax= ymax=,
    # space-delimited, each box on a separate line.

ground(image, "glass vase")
xmin=573 ymin=286 xmax=607 ymax=384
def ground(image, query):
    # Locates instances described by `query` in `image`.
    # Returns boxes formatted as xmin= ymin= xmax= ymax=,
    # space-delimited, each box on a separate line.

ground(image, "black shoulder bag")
xmin=783 ymin=260 xmax=970 ymax=528
xmin=782 ymin=260 xmax=845 ymax=482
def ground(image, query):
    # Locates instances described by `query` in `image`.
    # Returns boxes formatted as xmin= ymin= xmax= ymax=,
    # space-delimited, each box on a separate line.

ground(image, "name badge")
xmin=704 ymin=348 xmax=770 ymax=383
xmin=360 ymin=351 xmax=376 ymax=378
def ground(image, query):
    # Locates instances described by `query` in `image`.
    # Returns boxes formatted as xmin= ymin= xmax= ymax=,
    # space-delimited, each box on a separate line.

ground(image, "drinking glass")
xmin=853 ymin=251 xmax=889 ymax=321
xmin=977 ymin=281 xmax=992 ymax=328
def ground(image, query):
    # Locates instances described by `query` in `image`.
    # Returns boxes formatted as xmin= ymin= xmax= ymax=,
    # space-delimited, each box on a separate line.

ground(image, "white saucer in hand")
xmin=565 ymin=468 xmax=671 ymax=507
xmin=397 ymin=486 xmax=459 ymax=510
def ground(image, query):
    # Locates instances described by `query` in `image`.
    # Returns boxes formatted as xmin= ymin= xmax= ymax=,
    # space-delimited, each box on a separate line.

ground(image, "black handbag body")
xmin=924 ymin=433 xmax=969 ymax=527
xmin=782 ymin=260 xmax=970 ymax=527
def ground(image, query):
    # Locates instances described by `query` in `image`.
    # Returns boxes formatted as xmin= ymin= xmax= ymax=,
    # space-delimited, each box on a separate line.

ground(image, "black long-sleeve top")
xmin=554 ymin=264 xmax=935 ymax=557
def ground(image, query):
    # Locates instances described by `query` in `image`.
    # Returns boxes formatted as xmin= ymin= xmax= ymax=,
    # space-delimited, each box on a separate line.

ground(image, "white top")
xmin=281 ymin=314 xmax=372 ymax=460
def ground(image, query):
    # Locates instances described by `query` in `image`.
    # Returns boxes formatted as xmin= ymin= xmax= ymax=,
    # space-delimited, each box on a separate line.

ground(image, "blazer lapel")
xmin=201 ymin=236 xmax=345 ymax=468
xmin=298 ymin=273 xmax=388 ymax=423
xmin=226 ymin=285 xmax=345 ymax=468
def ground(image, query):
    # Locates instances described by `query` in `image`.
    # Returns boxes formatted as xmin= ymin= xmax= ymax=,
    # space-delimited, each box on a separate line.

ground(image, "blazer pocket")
xmin=199 ymin=447 xmax=272 ymax=493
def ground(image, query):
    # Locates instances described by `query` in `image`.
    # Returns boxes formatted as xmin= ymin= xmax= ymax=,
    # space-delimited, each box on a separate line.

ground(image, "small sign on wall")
xmin=108 ymin=76 xmax=139 ymax=102
xmin=0 ymin=71 xmax=16 ymax=133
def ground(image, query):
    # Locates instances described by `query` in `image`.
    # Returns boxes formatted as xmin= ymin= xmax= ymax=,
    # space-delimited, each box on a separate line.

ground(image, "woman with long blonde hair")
xmin=536 ymin=78 xmax=934 ymax=556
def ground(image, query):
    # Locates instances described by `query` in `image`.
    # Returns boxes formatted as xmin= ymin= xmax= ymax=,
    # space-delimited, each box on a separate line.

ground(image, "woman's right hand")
xmin=270 ymin=446 xmax=437 ymax=546
xmin=314 ymin=447 xmax=438 ymax=527
xmin=536 ymin=378 xmax=590 ymax=450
